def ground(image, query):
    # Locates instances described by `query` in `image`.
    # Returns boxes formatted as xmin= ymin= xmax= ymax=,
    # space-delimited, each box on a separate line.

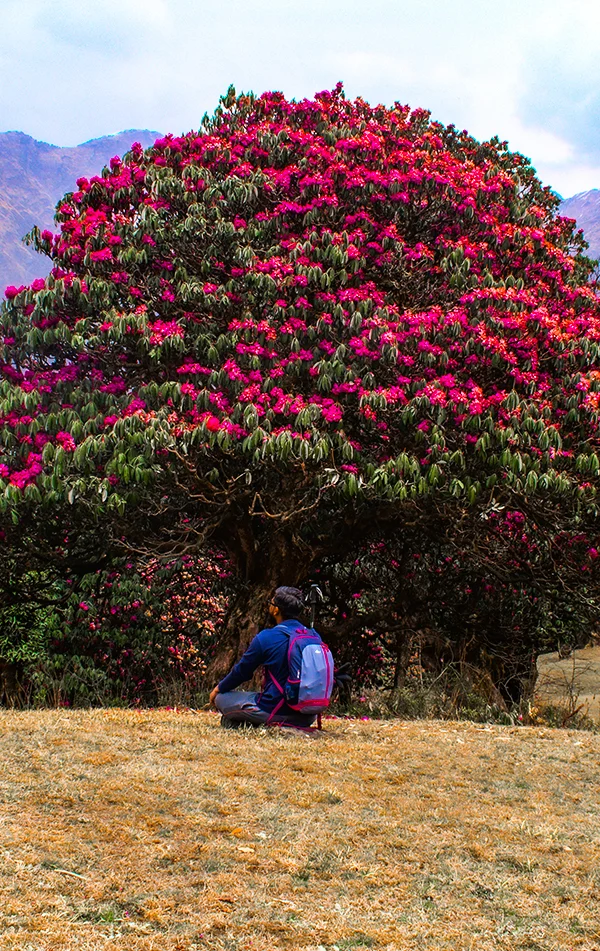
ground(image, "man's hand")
xmin=209 ymin=685 xmax=220 ymax=707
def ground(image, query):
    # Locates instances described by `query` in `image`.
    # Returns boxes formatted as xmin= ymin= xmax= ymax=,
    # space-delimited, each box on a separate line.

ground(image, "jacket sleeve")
xmin=218 ymin=633 xmax=265 ymax=693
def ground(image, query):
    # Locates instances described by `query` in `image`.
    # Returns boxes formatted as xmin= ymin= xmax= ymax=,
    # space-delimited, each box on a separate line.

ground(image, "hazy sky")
xmin=1 ymin=0 xmax=599 ymax=198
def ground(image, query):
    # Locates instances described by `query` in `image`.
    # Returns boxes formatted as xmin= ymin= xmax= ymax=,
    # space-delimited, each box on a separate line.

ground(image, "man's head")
xmin=268 ymin=586 xmax=304 ymax=622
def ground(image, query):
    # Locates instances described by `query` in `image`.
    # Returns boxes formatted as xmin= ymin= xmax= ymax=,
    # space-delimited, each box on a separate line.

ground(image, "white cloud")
xmin=507 ymin=125 xmax=574 ymax=169
xmin=38 ymin=0 xmax=170 ymax=47
xmin=536 ymin=162 xmax=600 ymax=201
xmin=0 ymin=0 xmax=175 ymax=143
xmin=0 ymin=0 xmax=598 ymax=195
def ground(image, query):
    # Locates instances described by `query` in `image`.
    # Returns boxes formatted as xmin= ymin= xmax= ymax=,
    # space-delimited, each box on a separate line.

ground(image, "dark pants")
xmin=215 ymin=691 xmax=316 ymax=728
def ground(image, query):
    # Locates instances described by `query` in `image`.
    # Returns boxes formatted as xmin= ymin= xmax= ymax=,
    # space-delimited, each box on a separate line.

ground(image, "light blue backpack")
xmin=268 ymin=626 xmax=335 ymax=722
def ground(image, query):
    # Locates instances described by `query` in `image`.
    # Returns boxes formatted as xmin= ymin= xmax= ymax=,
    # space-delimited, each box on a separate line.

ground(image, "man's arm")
xmin=210 ymin=633 xmax=265 ymax=705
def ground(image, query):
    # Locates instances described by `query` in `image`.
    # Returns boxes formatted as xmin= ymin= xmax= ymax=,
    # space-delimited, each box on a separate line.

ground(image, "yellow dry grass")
xmin=0 ymin=711 xmax=598 ymax=951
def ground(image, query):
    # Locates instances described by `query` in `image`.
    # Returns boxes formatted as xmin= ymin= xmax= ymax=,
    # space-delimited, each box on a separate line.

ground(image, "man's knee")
xmin=222 ymin=708 xmax=269 ymax=726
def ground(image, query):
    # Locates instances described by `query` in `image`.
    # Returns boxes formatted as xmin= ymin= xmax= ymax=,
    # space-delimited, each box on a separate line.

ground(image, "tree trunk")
xmin=207 ymin=576 xmax=275 ymax=683
xmin=393 ymin=629 xmax=411 ymax=688
xmin=0 ymin=661 xmax=22 ymax=708
xmin=205 ymin=534 xmax=315 ymax=683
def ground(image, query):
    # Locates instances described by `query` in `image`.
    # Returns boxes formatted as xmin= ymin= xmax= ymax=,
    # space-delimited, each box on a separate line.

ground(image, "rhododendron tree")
xmin=1 ymin=85 xmax=600 ymax=686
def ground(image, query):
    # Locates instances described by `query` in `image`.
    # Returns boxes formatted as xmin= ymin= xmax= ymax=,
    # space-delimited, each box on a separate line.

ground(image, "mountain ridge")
xmin=560 ymin=189 xmax=600 ymax=262
xmin=0 ymin=129 xmax=161 ymax=291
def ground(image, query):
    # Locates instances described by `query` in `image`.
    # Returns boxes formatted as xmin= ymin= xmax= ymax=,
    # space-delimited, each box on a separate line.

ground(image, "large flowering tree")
xmin=1 ymin=85 xmax=599 ymax=683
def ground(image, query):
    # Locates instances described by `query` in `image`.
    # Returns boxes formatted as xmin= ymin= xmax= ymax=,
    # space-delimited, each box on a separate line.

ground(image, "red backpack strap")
xmin=262 ymin=624 xmax=290 ymax=692
xmin=268 ymin=670 xmax=284 ymax=694
xmin=266 ymin=698 xmax=285 ymax=724
xmin=265 ymin=625 xmax=290 ymax=723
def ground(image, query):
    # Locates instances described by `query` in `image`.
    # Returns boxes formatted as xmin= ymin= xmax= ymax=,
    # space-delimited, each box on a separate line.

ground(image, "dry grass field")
xmin=0 ymin=711 xmax=598 ymax=951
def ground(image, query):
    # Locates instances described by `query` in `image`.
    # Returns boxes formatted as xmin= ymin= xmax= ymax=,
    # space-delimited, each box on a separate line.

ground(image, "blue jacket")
xmin=218 ymin=618 xmax=304 ymax=713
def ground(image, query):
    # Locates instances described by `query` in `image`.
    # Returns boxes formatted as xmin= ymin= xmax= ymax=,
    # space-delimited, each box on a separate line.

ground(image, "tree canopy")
xmin=1 ymin=85 xmax=599 ymax=692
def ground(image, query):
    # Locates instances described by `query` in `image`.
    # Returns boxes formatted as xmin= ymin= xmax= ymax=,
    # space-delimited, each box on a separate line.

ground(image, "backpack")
xmin=268 ymin=625 xmax=335 ymax=722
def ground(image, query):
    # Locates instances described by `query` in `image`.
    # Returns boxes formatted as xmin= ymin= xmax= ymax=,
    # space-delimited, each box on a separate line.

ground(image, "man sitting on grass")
xmin=209 ymin=586 xmax=317 ymax=729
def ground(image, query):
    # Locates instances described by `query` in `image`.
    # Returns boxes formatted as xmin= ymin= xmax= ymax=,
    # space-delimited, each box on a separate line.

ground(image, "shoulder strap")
xmin=271 ymin=623 xmax=315 ymax=638
xmin=271 ymin=623 xmax=292 ymax=637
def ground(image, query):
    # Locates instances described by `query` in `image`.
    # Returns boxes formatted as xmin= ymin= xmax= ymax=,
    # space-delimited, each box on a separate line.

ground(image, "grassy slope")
xmin=537 ymin=645 xmax=600 ymax=722
xmin=0 ymin=711 xmax=598 ymax=951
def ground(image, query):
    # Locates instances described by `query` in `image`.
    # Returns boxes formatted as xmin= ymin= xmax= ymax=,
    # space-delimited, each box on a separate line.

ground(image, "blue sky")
xmin=1 ymin=0 xmax=599 ymax=198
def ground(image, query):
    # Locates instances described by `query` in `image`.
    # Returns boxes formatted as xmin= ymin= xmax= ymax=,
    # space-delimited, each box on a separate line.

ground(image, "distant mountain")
xmin=0 ymin=130 xmax=161 ymax=292
xmin=560 ymin=189 xmax=600 ymax=262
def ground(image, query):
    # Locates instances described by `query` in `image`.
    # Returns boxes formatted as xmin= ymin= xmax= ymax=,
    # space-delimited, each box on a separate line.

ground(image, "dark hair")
xmin=272 ymin=586 xmax=304 ymax=620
